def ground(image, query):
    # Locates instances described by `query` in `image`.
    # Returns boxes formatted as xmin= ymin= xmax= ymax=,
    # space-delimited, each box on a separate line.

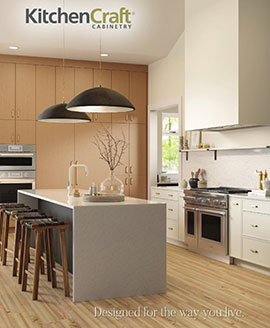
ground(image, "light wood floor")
xmin=0 ymin=235 xmax=269 ymax=328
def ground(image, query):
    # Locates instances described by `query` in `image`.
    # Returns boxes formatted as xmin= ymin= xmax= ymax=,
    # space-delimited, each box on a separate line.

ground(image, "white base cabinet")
xmin=229 ymin=196 xmax=270 ymax=269
xmin=151 ymin=187 xmax=185 ymax=243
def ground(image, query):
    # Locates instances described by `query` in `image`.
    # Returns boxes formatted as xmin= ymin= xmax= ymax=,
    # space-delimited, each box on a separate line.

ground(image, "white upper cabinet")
xmin=185 ymin=0 xmax=270 ymax=131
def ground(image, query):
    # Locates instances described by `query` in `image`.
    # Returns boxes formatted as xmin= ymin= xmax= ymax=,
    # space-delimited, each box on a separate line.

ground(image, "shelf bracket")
xmin=214 ymin=150 xmax=217 ymax=160
xmin=186 ymin=152 xmax=189 ymax=161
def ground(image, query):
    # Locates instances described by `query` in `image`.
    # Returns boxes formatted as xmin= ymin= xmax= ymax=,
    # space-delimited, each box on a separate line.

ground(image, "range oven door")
xmin=0 ymin=153 xmax=36 ymax=171
xmin=197 ymin=207 xmax=228 ymax=256
xmin=184 ymin=206 xmax=198 ymax=250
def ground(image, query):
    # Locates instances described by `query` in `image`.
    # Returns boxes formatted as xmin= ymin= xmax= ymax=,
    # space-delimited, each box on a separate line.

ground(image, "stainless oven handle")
xmin=199 ymin=208 xmax=227 ymax=216
xmin=184 ymin=206 xmax=197 ymax=211
xmin=0 ymin=153 xmax=34 ymax=157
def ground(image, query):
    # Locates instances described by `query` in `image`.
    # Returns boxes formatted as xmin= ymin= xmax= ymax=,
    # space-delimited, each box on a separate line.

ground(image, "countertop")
xmin=19 ymin=189 xmax=160 ymax=209
xmin=151 ymin=186 xmax=183 ymax=192
xmin=229 ymin=193 xmax=270 ymax=201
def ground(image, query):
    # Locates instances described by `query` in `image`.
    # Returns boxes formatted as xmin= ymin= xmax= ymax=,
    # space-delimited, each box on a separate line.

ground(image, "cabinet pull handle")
xmin=155 ymin=192 xmax=160 ymax=195
xmin=125 ymin=114 xmax=129 ymax=121
xmin=125 ymin=178 xmax=129 ymax=185
xmin=168 ymin=208 xmax=173 ymax=212
xmin=250 ymin=249 xmax=258 ymax=254
xmin=130 ymin=114 xmax=134 ymax=121
xmin=11 ymin=135 xmax=15 ymax=143
xmin=130 ymin=178 xmax=134 ymax=185
xmin=251 ymin=224 xmax=258 ymax=228
xmin=130 ymin=166 xmax=133 ymax=174
xmin=251 ymin=205 xmax=258 ymax=208
xmin=125 ymin=166 xmax=129 ymax=174
xmin=11 ymin=110 xmax=15 ymax=118
xmin=232 ymin=202 xmax=239 ymax=206
xmin=168 ymin=227 xmax=173 ymax=231
xmin=17 ymin=110 xmax=20 ymax=118
xmin=16 ymin=135 xmax=20 ymax=143
xmin=168 ymin=194 xmax=174 ymax=197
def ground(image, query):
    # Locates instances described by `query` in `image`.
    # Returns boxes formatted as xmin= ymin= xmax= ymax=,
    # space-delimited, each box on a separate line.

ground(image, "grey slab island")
xmin=18 ymin=189 xmax=167 ymax=302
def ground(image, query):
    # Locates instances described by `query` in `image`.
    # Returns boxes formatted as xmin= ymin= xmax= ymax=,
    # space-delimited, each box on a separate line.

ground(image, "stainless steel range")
xmin=184 ymin=187 xmax=250 ymax=263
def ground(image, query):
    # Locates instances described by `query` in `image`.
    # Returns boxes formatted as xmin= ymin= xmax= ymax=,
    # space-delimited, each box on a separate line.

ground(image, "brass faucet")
xmin=256 ymin=170 xmax=263 ymax=190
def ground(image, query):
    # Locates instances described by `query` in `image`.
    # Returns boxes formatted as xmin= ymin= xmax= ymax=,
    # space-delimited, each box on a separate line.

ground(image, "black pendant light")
xmin=36 ymin=0 xmax=91 ymax=124
xmin=66 ymin=87 xmax=135 ymax=113
xmin=66 ymin=35 xmax=135 ymax=114
xmin=37 ymin=103 xmax=91 ymax=123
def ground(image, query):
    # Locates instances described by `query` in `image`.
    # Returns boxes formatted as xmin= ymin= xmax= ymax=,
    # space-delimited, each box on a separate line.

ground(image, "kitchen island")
xmin=18 ymin=189 xmax=166 ymax=302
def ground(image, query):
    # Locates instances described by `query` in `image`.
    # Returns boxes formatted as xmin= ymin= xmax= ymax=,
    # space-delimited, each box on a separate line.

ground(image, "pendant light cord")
xmin=98 ymin=31 xmax=102 ymax=87
xmin=62 ymin=0 xmax=66 ymax=103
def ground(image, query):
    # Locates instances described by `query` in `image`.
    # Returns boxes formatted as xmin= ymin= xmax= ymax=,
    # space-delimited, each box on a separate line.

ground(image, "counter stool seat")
xmin=22 ymin=219 xmax=70 ymax=300
xmin=1 ymin=205 xmax=31 ymax=265
xmin=12 ymin=211 xmax=48 ymax=282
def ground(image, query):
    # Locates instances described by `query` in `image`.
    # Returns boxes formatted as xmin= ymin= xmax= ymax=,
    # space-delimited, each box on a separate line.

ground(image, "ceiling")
xmin=0 ymin=0 xmax=184 ymax=65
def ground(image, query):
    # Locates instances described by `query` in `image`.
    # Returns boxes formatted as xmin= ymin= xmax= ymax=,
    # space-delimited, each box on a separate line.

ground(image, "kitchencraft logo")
xmin=25 ymin=7 xmax=134 ymax=29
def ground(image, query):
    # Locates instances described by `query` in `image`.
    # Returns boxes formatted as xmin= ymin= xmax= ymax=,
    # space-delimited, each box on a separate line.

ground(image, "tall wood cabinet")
xmin=0 ymin=55 xmax=148 ymax=199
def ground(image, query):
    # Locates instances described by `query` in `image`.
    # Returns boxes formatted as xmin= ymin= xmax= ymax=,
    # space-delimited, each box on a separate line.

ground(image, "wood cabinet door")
xmin=129 ymin=72 xmax=147 ymax=124
xmin=16 ymin=64 xmax=35 ymax=120
xmin=16 ymin=121 xmax=35 ymax=145
xmin=36 ymin=122 xmax=75 ymax=188
xmin=56 ymin=66 xmax=75 ymax=103
xmin=93 ymin=69 xmax=112 ymax=123
xmin=111 ymin=123 xmax=129 ymax=177
xmin=129 ymin=124 xmax=147 ymax=176
xmin=36 ymin=66 xmax=56 ymax=117
xmin=75 ymin=67 xmax=93 ymax=94
xmin=111 ymin=71 xmax=130 ymax=123
xmin=74 ymin=122 xmax=111 ymax=190
xmin=129 ymin=175 xmax=147 ymax=199
xmin=0 ymin=63 xmax=15 ymax=120
xmin=0 ymin=120 xmax=15 ymax=144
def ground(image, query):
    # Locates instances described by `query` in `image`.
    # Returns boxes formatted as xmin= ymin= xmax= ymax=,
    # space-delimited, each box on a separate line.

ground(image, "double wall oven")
xmin=184 ymin=187 xmax=250 ymax=263
xmin=0 ymin=145 xmax=36 ymax=203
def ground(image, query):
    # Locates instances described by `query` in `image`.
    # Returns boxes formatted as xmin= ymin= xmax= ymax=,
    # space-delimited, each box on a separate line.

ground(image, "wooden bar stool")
xmin=11 ymin=211 xmax=47 ymax=283
xmin=21 ymin=218 xmax=70 ymax=301
xmin=1 ymin=205 xmax=31 ymax=265
xmin=0 ymin=203 xmax=26 ymax=256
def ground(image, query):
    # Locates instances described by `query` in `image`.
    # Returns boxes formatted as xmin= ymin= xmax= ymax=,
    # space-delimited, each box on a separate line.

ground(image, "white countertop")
xmin=229 ymin=193 xmax=270 ymax=201
xmin=151 ymin=186 xmax=183 ymax=191
xmin=19 ymin=189 xmax=160 ymax=209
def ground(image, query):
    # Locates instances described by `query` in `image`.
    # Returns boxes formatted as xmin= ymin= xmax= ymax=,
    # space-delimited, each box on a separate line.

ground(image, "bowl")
xmin=262 ymin=180 xmax=270 ymax=190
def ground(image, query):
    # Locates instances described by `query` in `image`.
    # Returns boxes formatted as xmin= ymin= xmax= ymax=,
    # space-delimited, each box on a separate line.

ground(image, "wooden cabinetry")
xmin=16 ymin=64 xmax=35 ymax=120
xmin=36 ymin=123 xmax=75 ymax=188
xmin=0 ymin=120 xmax=15 ymax=144
xmin=36 ymin=65 xmax=56 ymax=117
xmin=112 ymin=71 xmax=130 ymax=123
xmin=56 ymin=66 xmax=75 ymax=103
xmin=0 ymin=63 xmax=15 ymax=120
xmin=129 ymin=72 xmax=147 ymax=124
xmin=15 ymin=121 xmax=35 ymax=145
xmin=75 ymin=68 xmax=93 ymax=94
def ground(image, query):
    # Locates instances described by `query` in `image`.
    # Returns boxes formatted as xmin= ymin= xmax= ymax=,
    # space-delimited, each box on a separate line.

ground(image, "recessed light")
xmin=9 ymin=46 xmax=19 ymax=50
xmin=100 ymin=53 xmax=109 ymax=57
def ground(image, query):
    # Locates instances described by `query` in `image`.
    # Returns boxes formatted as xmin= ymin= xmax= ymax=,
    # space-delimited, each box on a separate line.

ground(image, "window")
xmin=161 ymin=113 xmax=179 ymax=173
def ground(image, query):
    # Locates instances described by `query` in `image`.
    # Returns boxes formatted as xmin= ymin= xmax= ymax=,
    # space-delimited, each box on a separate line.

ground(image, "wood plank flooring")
xmin=0 ymin=236 xmax=269 ymax=328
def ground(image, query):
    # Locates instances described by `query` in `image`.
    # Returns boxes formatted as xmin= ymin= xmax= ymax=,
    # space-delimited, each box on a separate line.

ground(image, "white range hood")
xmin=185 ymin=0 xmax=270 ymax=131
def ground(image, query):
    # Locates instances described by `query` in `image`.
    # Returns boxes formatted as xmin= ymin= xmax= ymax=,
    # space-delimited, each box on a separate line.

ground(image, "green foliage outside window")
xmin=162 ymin=116 xmax=179 ymax=173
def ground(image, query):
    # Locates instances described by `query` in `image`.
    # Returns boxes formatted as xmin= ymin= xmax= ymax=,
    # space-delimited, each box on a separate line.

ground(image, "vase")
xmin=100 ymin=170 xmax=124 ymax=195
xmin=189 ymin=178 xmax=199 ymax=189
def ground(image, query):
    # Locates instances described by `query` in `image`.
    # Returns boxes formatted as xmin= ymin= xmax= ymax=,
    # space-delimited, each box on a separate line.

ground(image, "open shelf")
xmin=180 ymin=146 xmax=270 ymax=160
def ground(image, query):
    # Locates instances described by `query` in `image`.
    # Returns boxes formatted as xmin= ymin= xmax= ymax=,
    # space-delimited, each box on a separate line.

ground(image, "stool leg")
xmin=12 ymin=220 xmax=21 ymax=276
xmin=44 ymin=230 xmax=51 ymax=282
xmin=33 ymin=231 xmax=42 ymax=301
xmin=22 ymin=228 xmax=31 ymax=292
xmin=48 ymin=229 xmax=57 ymax=288
xmin=59 ymin=229 xmax=70 ymax=297
xmin=38 ymin=232 xmax=45 ymax=275
xmin=18 ymin=225 xmax=26 ymax=284
xmin=0 ymin=212 xmax=3 ymax=257
xmin=2 ymin=213 xmax=10 ymax=265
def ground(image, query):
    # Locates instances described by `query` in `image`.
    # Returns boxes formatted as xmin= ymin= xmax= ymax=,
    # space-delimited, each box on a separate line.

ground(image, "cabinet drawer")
xmin=243 ymin=238 xmax=270 ymax=267
xmin=243 ymin=199 xmax=270 ymax=214
xmin=243 ymin=212 xmax=270 ymax=241
xmin=166 ymin=200 xmax=178 ymax=220
xmin=151 ymin=188 xmax=178 ymax=201
xmin=229 ymin=198 xmax=242 ymax=213
xmin=167 ymin=219 xmax=178 ymax=240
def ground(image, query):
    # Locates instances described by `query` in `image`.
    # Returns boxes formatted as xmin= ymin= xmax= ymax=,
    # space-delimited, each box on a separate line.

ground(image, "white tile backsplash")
xmin=181 ymin=149 xmax=270 ymax=190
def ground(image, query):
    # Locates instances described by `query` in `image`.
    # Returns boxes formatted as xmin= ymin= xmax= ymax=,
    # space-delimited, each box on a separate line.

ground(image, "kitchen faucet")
xmin=68 ymin=164 xmax=88 ymax=196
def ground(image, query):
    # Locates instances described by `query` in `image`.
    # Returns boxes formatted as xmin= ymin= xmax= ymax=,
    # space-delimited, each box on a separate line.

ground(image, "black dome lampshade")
xmin=66 ymin=87 xmax=135 ymax=113
xmin=37 ymin=103 xmax=91 ymax=123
